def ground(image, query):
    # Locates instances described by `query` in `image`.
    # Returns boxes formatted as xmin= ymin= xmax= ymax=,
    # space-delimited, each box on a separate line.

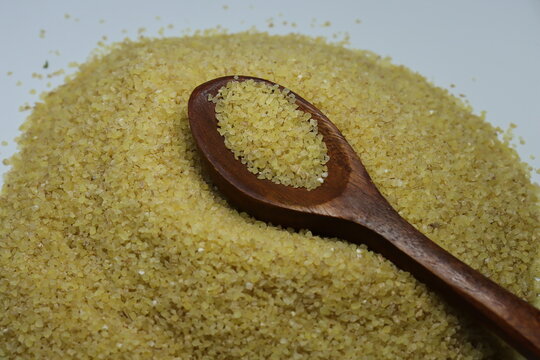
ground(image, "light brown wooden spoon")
xmin=188 ymin=75 xmax=540 ymax=359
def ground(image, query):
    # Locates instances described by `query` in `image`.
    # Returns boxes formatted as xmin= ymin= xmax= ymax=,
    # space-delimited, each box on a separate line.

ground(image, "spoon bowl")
xmin=188 ymin=75 xmax=540 ymax=359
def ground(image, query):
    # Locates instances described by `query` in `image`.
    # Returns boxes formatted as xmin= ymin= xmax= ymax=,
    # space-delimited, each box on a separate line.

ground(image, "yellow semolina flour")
xmin=0 ymin=32 xmax=538 ymax=359
xmin=212 ymin=79 xmax=329 ymax=190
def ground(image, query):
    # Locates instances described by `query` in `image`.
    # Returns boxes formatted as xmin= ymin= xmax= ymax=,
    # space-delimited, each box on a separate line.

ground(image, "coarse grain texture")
xmin=0 ymin=32 xmax=538 ymax=359
xmin=212 ymin=79 xmax=329 ymax=190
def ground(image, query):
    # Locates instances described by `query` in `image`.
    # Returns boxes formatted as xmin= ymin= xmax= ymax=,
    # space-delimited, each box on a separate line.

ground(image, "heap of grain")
xmin=0 ymin=32 xmax=538 ymax=359
xmin=212 ymin=79 xmax=328 ymax=190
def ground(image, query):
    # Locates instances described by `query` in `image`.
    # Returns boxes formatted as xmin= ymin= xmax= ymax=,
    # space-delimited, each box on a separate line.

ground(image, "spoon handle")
xmin=343 ymin=212 xmax=540 ymax=359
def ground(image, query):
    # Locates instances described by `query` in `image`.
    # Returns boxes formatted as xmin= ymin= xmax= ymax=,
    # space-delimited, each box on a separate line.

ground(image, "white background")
xmin=0 ymin=0 xmax=539 ymax=184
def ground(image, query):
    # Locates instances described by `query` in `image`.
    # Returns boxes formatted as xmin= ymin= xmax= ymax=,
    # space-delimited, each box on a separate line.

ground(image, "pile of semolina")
xmin=0 ymin=32 xmax=538 ymax=359
xmin=212 ymin=79 xmax=329 ymax=190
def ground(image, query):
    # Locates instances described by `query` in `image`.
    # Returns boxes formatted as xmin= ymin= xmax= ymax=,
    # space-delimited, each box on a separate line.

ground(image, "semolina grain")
xmin=213 ymin=79 xmax=329 ymax=190
xmin=0 ymin=32 xmax=537 ymax=359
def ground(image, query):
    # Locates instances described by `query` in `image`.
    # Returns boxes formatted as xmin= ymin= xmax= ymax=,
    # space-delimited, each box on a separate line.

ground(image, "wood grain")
xmin=188 ymin=75 xmax=540 ymax=359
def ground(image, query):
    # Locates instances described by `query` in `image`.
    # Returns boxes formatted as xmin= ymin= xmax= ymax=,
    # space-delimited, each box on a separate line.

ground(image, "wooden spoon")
xmin=188 ymin=75 xmax=540 ymax=359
